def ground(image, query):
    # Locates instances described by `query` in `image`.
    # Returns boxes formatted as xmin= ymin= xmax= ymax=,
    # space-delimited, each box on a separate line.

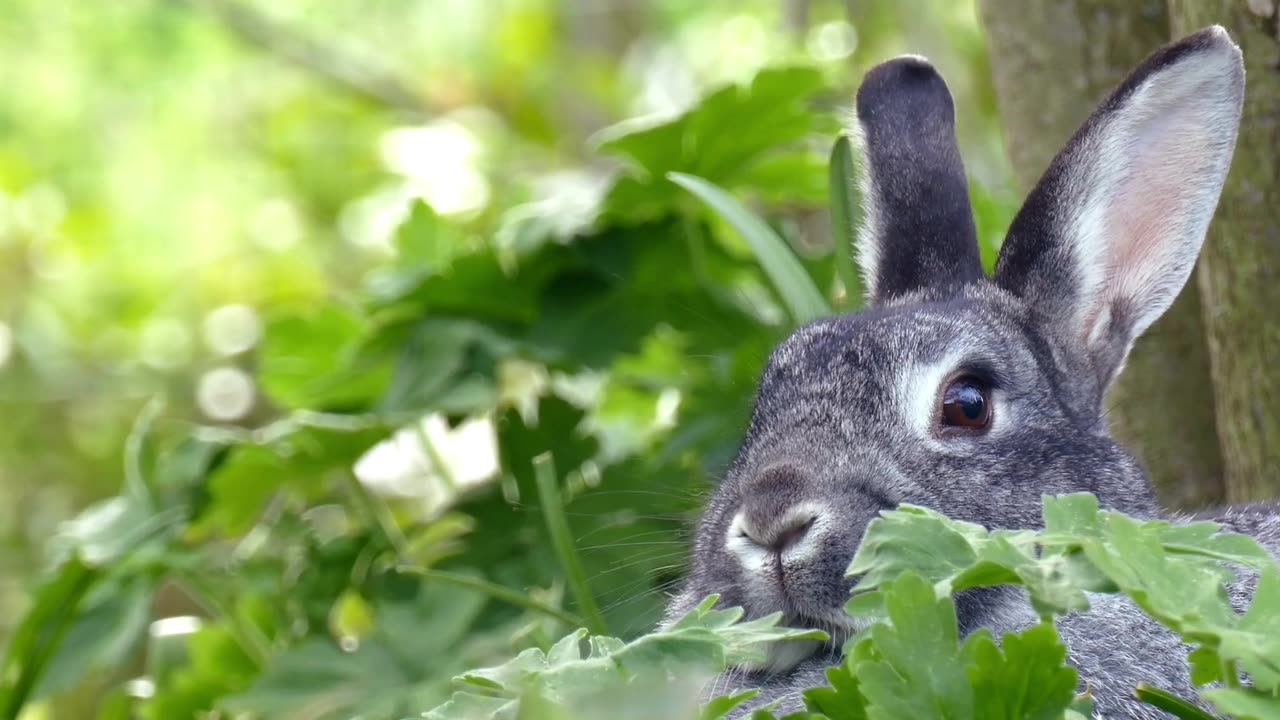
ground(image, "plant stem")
xmin=341 ymin=471 xmax=410 ymax=556
xmin=414 ymin=420 xmax=458 ymax=494
xmin=176 ymin=571 xmax=271 ymax=665
xmin=124 ymin=395 xmax=166 ymax=508
xmin=1133 ymin=684 xmax=1218 ymax=720
xmin=176 ymin=0 xmax=432 ymax=115
xmin=533 ymin=453 xmax=607 ymax=635
xmin=396 ymin=566 xmax=585 ymax=628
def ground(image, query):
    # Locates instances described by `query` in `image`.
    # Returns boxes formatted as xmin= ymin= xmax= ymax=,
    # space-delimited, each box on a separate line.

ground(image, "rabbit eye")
xmin=939 ymin=376 xmax=991 ymax=430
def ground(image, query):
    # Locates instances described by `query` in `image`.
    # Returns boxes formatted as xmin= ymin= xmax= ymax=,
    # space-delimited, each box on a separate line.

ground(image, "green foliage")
xmin=669 ymin=172 xmax=831 ymax=325
xmin=0 ymin=3 xmax=1020 ymax=717
xmin=835 ymin=495 xmax=1280 ymax=720
xmin=6 ymin=4 xmax=1274 ymax=713
xmin=427 ymin=596 xmax=824 ymax=720
xmin=0 ymin=33 xmax=852 ymax=717
xmin=421 ymin=496 xmax=1280 ymax=720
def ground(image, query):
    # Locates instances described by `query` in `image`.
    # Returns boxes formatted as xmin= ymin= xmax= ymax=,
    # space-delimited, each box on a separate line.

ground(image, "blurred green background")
xmin=0 ymin=1 xmax=1017 ymax=717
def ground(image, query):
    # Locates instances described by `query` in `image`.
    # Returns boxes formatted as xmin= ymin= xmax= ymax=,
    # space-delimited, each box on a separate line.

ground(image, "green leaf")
xmin=596 ymin=67 xmax=825 ymax=190
xmin=1203 ymin=687 xmax=1280 ymax=720
xmin=33 ymin=578 xmax=152 ymax=698
xmin=369 ymin=244 xmax=558 ymax=322
xmin=828 ymin=134 xmax=861 ymax=306
xmin=596 ymin=66 xmax=823 ymax=171
xmin=961 ymin=534 xmax=1094 ymax=618
xmin=1217 ymin=567 xmax=1280 ymax=693
xmin=1155 ymin=520 xmax=1277 ymax=569
xmin=222 ymin=638 xmax=415 ymax=719
xmin=853 ymin=572 xmax=972 ymax=720
xmin=1134 ymin=684 xmax=1219 ymax=720
xmin=802 ymin=659 xmax=868 ymax=719
xmin=52 ymin=494 xmax=186 ymax=566
xmin=377 ymin=318 xmax=510 ymax=415
xmin=703 ymin=690 xmax=761 ymax=720
xmin=668 ymin=172 xmax=830 ymax=326
xmin=423 ymin=692 xmax=514 ymax=720
xmin=1081 ymin=512 xmax=1238 ymax=632
xmin=1067 ymin=693 xmax=1097 ymax=720
xmin=737 ymin=151 xmax=828 ymax=206
xmin=258 ymin=305 xmax=390 ymax=410
xmin=1041 ymin=493 xmax=1102 ymax=538
xmin=964 ymin=623 xmax=1077 ymax=720
xmin=1187 ymin=645 xmax=1225 ymax=686
xmin=223 ymin=575 xmax=488 ymax=720
xmin=197 ymin=423 xmax=389 ymax=535
xmin=393 ymin=200 xmax=455 ymax=269
xmin=434 ymin=596 xmax=823 ymax=720
xmin=847 ymin=505 xmax=983 ymax=591
xmin=143 ymin=623 xmax=259 ymax=720
xmin=0 ymin=556 xmax=100 ymax=720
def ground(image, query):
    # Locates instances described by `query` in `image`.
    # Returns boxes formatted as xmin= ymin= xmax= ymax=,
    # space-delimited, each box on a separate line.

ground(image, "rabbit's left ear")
xmin=994 ymin=27 xmax=1244 ymax=387
xmin=851 ymin=56 xmax=985 ymax=307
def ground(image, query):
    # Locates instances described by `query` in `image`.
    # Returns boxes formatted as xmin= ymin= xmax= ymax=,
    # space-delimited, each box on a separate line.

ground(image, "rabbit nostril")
xmin=738 ymin=512 xmax=818 ymax=554
xmin=774 ymin=516 xmax=815 ymax=552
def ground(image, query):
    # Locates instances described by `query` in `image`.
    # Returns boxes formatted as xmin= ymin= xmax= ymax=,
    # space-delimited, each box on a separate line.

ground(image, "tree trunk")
xmin=1169 ymin=0 xmax=1280 ymax=503
xmin=977 ymin=0 xmax=1226 ymax=509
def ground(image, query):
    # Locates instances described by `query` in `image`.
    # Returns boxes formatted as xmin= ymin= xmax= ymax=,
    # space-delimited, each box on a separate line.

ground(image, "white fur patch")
xmin=727 ymin=501 xmax=826 ymax=559
xmin=725 ymin=513 xmax=772 ymax=577
xmin=895 ymin=352 xmax=963 ymax=440
xmin=846 ymin=120 xmax=883 ymax=303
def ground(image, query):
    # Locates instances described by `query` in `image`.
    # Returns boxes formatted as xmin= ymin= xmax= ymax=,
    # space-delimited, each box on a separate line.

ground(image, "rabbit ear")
xmin=851 ymin=56 xmax=985 ymax=306
xmin=994 ymin=27 xmax=1244 ymax=387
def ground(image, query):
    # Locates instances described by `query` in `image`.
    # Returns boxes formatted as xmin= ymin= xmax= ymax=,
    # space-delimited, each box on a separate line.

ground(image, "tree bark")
xmin=1169 ymin=0 xmax=1280 ymax=503
xmin=977 ymin=0 xmax=1227 ymax=509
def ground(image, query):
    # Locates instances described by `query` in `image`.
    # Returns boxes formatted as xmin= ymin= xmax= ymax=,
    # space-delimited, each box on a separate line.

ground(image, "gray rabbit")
xmin=665 ymin=26 xmax=1280 ymax=719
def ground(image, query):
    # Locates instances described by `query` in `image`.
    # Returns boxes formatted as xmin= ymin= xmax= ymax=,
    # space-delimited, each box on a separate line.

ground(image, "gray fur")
xmin=665 ymin=27 xmax=1277 ymax=719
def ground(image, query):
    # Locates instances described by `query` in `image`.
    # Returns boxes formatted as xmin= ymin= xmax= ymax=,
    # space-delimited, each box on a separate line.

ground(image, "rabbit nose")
xmin=737 ymin=511 xmax=817 ymax=553
xmin=731 ymin=464 xmax=824 ymax=555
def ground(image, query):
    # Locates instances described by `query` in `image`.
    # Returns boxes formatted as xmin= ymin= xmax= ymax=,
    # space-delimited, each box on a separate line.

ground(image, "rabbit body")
xmin=666 ymin=27 xmax=1280 ymax=719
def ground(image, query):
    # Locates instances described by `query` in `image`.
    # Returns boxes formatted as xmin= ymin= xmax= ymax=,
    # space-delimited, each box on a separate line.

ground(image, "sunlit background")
xmin=0 ymin=0 xmax=1017 ymax=715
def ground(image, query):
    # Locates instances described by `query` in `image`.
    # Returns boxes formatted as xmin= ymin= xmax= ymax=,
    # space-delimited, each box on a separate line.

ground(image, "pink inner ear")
xmin=1101 ymin=112 xmax=1214 ymax=324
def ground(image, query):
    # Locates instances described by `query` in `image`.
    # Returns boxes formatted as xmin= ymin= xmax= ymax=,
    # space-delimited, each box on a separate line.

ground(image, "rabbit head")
xmin=668 ymin=27 xmax=1244 ymax=668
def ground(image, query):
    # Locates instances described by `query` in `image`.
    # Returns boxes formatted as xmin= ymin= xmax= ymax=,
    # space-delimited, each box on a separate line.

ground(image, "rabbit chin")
xmin=737 ymin=605 xmax=869 ymax=675
xmin=733 ymin=573 xmax=866 ymax=673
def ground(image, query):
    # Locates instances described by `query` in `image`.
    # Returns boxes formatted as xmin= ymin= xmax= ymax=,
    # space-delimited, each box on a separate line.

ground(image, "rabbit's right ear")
xmin=993 ymin=27 xmax=1244 ymax=389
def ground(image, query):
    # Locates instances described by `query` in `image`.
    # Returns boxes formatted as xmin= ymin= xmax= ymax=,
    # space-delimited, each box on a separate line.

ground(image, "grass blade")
xmin=1135 ymin=684 xmax=1219 ymax=720
xmin=828 ymin=134 xmax=862 ymax=308
xmin=123 ymin=395 xmax=165 ymax=508
xmin=534 ymin=452 xmax=607 ymax=635
xmin=669 ymin=171 xmax=831 ymax=326
xmin=397 ymin=566 xmax=586 ymax=629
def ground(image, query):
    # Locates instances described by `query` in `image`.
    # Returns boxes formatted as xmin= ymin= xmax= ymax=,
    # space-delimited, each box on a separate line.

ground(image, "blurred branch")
xmin=175 ymin=0 xmax=432 ymax=115
xmin=783 ymin=0 xmax=811 ymax=41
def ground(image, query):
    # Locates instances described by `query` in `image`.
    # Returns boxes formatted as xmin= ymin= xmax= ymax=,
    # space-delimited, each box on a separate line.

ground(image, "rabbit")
xmin=664 ymin=26 xmax=1280 ymax=719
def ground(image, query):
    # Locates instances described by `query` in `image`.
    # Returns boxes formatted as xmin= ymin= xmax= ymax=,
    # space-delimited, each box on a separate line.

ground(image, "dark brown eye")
xmin=940 ymin=376 xmax=992 ymax=430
